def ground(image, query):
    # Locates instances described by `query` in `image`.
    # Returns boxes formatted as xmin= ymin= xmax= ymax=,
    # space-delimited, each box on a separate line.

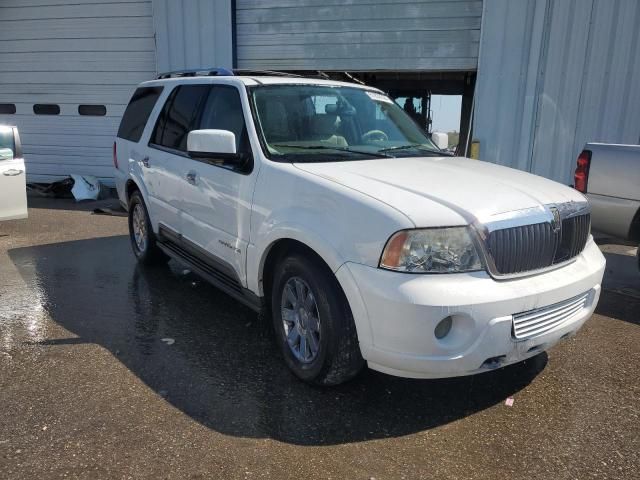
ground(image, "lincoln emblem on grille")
xmin=550 ymin=207 xmax=561 ymax=233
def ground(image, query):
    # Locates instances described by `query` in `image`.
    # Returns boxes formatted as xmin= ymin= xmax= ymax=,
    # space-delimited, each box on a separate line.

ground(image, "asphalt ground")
xmin=0 ymin=198 xmax=638 ymax=479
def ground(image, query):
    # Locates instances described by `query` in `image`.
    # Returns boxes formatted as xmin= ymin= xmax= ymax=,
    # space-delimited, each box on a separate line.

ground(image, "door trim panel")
xmin=157 ymin=224 xmax=262 ymax=311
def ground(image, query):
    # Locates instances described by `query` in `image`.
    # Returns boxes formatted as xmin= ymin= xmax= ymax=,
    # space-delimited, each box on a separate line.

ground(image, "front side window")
xmin=199 ymin=86 xmax=249 ymax=155
xmin=151 ymin=84 xmax=250 ymax=161
xmin=0 ymin=127 xmax=15 ymax=160
xmin=250 ymin=85 xmax=439 ymax=162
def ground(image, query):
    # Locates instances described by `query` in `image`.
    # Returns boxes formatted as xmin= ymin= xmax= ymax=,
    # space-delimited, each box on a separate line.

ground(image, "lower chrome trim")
xmin=512 ymin=290 xmax=592 ymax=340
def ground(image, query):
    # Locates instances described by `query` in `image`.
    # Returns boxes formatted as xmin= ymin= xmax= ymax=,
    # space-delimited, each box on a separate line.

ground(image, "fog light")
xmin=434 ymin=316 xmax=453 ymax=339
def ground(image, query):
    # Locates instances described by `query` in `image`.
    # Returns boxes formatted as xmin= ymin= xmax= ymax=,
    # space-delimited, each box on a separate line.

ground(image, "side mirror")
xmin=187 ymin=129 xmax=245 ymax=165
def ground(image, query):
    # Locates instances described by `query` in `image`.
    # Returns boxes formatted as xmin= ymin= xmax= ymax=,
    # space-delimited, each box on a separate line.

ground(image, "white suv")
xmin=114 ymin=69 xmax=606 ymax=385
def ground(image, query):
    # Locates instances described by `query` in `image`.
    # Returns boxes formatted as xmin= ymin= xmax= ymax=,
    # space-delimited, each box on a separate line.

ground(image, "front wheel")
xmin=271 ymin=253 xmax=364 ymax=385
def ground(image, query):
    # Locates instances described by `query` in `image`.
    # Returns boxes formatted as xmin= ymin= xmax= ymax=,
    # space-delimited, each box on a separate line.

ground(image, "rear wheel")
xmin=271 ymin=253 xmax=364 ymax=385
xmin=128 ymin=191 xmax=168 ymax=265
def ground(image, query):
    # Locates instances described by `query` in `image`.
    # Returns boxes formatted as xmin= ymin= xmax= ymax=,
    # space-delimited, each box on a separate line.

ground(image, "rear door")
xmin=146 ymin=84 xmax=210 ymax=235
xmin=0 ymin=126 xmax=27 ymax=221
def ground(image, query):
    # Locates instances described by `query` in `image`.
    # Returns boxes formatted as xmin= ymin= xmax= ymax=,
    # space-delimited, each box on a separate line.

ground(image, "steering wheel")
xmin=362 ymin=129 xmax=389 ymax=143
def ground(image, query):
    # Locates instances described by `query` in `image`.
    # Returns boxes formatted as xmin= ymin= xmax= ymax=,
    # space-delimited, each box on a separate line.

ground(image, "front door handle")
xmin=141 ymin=156 xmax=150 ymax=168
xmin=3 ymin=169 xmax=24 ymax=176
xmin=186 ymin=171 xmax=197 ymax=185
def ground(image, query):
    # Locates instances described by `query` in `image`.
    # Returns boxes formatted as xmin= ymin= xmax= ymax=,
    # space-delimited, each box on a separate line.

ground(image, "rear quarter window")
xmin=117 ymin=86 xmax=164 ymax=142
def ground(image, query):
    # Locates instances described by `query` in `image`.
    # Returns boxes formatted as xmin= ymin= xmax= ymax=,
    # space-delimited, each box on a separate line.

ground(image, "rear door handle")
xmin=141 ymin=156 xmax=150 ymax=168
xmin=3 ymin=169 xmax=24 ymax=176
xmin=186 ymin=171 xmax=197 ymax=185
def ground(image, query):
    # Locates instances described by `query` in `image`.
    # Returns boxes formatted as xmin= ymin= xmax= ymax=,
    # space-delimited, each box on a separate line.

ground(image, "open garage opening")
xmin=282 ymin=70 xmax=475 ymax=156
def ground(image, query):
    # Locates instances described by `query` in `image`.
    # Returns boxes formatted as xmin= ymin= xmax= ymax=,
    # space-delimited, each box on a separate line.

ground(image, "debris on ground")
xmin=92 ymin=206 xmax=127 ymax=217
xmin=27 ymin=178 xmax=75 ymax=198
xmin=160 ymin=338 xmax=175 ymax=345
xmin=70 ymin=174 xmax=105 ymax=201
xmin=505 ymin=397 xmax=515 ymax=407
xmin=27 ymin=176 xmax=110 ymax=202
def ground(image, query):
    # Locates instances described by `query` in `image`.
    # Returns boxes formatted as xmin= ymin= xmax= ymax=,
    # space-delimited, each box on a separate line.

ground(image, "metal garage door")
xmin=0 ymin=0 xmax=156 ymax=185
xmin=235 ymin=0 xmax=482 ymax=71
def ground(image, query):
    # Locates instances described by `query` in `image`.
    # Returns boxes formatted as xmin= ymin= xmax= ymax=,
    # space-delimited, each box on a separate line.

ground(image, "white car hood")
xmin=294 ymin=156 xmax=587 ymax=227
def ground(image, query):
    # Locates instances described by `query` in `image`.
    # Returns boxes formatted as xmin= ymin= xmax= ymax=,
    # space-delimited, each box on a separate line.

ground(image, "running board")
xmin=157 ymin=226 xmax=262 ymax=312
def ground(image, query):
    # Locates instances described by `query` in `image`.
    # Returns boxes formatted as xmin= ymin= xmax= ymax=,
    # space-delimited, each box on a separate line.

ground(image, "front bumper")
xmin=336 ymin=238 xmax=606 ymax=379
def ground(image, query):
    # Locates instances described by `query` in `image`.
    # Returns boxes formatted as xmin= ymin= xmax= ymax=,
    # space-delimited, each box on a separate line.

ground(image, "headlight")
xmin=379 ymin=227 xmax=484 ymax=273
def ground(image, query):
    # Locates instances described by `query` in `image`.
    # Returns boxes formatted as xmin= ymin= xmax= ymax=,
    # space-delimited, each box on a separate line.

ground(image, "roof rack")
xmin=233 ymin=69 xmax=302 ymax=78
xmin=156 ymin=67 xmax=308 ymax=80
xmin=156 ymin=67 xmax=234 ymax=79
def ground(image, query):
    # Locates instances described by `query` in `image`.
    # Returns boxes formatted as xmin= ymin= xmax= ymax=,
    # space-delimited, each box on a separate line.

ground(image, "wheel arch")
xmin=252 ymin=226 xmax=345 ymax=296
xmin=256 ymin=235 xmax=374 ymax=361
xmin=260 ymin=238 xmax=335 ymax=303
xmin=125 ymin=178 xmax=140 ymax=204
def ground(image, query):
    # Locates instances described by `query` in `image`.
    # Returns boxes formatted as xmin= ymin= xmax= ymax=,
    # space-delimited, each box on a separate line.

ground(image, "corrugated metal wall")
xmin=475 ymin=0 xmax=640 ymax=184
xmin=152 ymin=0 xmax=233 ymax=73
xmin=0 ymin=0 xmax=155 ymax=184
xmin=235 ymin=0 xmax=482 ymax=71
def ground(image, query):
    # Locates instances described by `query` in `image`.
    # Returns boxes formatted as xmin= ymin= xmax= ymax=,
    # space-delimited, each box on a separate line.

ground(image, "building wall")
xmin=5 ymin=0 xmax=638 ymax=185
xmin=0 ymin=0 xmax=156 ymax=184
xmin=0 ymin=0 xmax=233 ymax=184
xmin=152 ymin=0 xmax=233 ymax=73
xmin=235 ymin=0 xmax=482 ymax=71
xmin=475 ymin=0 xmax=640 ymax=185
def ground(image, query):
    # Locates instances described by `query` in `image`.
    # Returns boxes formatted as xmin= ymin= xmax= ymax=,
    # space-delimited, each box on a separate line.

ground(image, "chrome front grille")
xmin=512 ymin=291 xmax=591 ymax=340
xmin=555 ymin=213 xmax=591 ymax=263
xmin=485 ymin=210 xmax=590 ymax=276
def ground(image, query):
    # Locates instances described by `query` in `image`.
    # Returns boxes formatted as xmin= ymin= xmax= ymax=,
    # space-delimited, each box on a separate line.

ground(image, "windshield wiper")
xmin=272 ymin=144 xmax=391 ymax=158
xmin=377 ymin=144 xmax=442 ymax=154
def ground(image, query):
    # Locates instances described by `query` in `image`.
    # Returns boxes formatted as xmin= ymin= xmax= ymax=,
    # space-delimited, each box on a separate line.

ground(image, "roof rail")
xmin=156 ymin=67 xmax=234 ymax=79
xmin=232 ymin=69 xmax=303 ymax=78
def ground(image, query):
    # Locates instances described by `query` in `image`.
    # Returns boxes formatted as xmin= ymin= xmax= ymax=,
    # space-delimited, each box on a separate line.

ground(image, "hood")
xmin=294 ymin=156 xmax=587 ymax=227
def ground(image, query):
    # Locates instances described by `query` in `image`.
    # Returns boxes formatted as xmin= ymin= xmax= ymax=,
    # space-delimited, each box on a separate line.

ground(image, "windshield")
xmin=249 ymin=84 xmax=441 ymax=162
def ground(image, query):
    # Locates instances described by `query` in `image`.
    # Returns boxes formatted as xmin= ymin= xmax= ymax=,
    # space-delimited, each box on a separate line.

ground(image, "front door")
xmin=0 ymin=126 xmax=27 ymax=221
xmin=180 ymin=84 xmax=258 ymax=287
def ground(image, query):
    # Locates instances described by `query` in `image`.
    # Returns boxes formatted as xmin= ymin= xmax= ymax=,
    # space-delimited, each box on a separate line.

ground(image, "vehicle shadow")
xmin=26 ymin=196 xmax=122 ymax=212
xmin=595 ymin=290 xmax=640 ymax=326
xmin=9 ymin=236 xmax=547 ymax=446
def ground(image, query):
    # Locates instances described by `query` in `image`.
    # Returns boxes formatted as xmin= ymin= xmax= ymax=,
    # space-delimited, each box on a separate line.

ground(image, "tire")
xmin=271 ymin=253 xmax=364 ymax=385
xmin=128 ymin=190 xmax=168 ymax=266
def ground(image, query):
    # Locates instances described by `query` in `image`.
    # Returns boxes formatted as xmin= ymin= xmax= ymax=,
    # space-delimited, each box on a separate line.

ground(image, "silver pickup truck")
xmin=574 ymin=143 xmax=640 ymax=268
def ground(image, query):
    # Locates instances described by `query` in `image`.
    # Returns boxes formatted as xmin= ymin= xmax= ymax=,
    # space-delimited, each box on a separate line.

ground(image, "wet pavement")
xmin=0 ymin=198 xmax=638 ymax=479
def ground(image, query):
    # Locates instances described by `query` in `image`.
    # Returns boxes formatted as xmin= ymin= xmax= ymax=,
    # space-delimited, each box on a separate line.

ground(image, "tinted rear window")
xmin=117 ymin=87 xmax=163 ymax=142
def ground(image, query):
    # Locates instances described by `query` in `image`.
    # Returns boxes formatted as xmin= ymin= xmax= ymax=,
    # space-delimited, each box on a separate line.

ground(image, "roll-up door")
xmin=235 ymin=0 xmax=482 ymax=71
xmin=0 ymin=0 xmax=156 ymax=184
